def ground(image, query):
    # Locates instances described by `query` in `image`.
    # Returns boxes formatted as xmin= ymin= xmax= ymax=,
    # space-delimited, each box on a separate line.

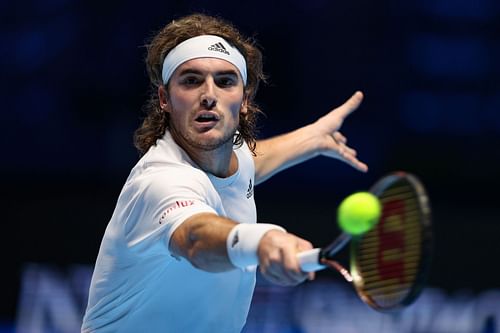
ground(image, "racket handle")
xmin=297 ymin=248 xmax=326 ymax=272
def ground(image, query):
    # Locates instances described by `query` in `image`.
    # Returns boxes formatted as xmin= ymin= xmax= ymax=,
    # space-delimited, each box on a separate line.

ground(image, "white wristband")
xmin=226 ymin=223 xmax=286 ymax=269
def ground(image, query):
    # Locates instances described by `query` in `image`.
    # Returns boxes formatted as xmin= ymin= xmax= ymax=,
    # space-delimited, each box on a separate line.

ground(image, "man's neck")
xmin=170 ymin=132 xmax=238 ymax=178
xmin=188 ymin=144 xmax=238 ymax=178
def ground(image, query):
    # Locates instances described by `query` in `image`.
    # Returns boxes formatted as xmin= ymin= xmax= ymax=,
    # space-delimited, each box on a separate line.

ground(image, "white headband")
xmin=161 ymin=35 xmax=247 ymax=85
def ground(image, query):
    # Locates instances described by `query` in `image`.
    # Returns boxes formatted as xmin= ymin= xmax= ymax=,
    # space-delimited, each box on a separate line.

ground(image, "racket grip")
xmin=297 ymin=248 xmax=326 ymax=272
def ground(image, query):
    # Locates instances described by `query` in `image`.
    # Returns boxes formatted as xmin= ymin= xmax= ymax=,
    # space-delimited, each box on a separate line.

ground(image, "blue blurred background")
xmin=2 ymin=0 xmax=500 ymax=332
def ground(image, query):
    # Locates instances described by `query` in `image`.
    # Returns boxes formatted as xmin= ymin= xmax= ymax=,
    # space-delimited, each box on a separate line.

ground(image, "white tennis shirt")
xmin=82 ymin=131 xmax=257 ymax=333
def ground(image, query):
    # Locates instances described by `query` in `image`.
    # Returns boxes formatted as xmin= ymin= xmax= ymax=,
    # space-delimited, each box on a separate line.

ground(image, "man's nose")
xmin=201 ymin=97 xmax=217 ymax=109
xmin=200 ymin=79 xmax=217 ymax=109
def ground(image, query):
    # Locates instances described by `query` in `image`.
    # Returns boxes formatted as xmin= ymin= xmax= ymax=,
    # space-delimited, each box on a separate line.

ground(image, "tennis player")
xmin=82 ymin=13 xmax=368 ymax=333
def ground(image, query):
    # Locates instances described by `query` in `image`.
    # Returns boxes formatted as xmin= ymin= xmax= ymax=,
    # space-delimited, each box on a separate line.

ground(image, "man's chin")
xmin=185 ymin=131 xmax=235 ymax=151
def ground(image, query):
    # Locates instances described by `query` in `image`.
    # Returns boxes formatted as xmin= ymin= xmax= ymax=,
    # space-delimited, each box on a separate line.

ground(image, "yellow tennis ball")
xmin=337 ymin=192 xmax=381 ymax=235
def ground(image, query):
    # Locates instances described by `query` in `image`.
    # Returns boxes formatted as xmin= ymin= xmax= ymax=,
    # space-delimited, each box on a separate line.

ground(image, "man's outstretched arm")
xmin=169 ymin=212 xmax=314 ymax=285
xmin=253 ymin=91 xmax=368 ymax=184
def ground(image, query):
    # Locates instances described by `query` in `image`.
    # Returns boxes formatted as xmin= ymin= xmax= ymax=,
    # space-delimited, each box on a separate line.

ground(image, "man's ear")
xmin=240 ymin=97 xmax=249 ymax=115
xmin=158 ymin=85 xmax=169 ymax=111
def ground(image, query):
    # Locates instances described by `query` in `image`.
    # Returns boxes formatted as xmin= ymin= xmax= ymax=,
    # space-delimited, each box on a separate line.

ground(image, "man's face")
xmin=165 ymin=58 xmax=246 ymax=152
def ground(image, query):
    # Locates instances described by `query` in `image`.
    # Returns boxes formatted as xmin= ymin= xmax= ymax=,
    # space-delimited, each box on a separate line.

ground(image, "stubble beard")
xmin=170 ymin=122 xmax=237 ymax=152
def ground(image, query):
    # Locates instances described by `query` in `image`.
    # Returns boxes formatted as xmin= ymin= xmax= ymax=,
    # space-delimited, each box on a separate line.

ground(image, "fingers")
xmin=337 ymin=143 xmax=367 ymax=172
xmin=341 ymin=152 xmax=369 ymax=173
xmin=260 ymin=256 xmax=307 ymax=286
xmin=335 ymin=91 xmax=364 ymax=119
xmin=329 ymin=131 xmax=368 ymax=172
xmin=258 ymin=232 xmax=312 ymax=286
xmin=295 ymin=238 xmax=316 ymax=281
xmin=333 ymin=131 xmax=347 ymax=144
xmin=318 ymin=91 xmax=364 ymax=133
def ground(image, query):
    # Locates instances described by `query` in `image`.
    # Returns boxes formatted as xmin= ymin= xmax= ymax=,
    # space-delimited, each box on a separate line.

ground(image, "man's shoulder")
xmin=132 ymin=158 xmax=209 ymax=189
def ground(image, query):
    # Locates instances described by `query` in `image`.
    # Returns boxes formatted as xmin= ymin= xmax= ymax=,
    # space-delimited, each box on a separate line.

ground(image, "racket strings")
xmin=353 ymin=180 xmax=424 ymax=309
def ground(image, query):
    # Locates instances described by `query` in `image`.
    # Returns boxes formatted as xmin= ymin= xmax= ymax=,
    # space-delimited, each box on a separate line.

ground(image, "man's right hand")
xmin=257 ymin=230 xmax=315 ymax=286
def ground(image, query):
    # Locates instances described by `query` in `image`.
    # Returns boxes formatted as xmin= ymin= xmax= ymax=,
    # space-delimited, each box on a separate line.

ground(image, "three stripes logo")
xmin=208 ymin=42 xmax=230 ymax=55
xmin=231 ymin=231 xmax=239 ymax=247
xmin=246 ymin=179 xmax=253 ymax=199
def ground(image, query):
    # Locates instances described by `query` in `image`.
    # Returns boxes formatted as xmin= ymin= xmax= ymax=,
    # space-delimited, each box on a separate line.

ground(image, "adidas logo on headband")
xmin=208 ymin=42 xmax=230 ymax=55
xmin=162 ymin=35 xmax=247 ymax=85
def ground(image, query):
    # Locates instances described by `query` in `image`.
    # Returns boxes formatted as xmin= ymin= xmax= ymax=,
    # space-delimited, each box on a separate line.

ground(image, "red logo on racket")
xmin=376 ymin=199 xmax=406 ymax=282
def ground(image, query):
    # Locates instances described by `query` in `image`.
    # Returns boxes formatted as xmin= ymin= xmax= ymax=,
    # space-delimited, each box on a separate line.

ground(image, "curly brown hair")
xmin=134 ymin=13 xmax=265 ymax=155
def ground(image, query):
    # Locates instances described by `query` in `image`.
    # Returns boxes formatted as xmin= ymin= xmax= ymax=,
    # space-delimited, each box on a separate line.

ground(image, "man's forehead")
xmin=176 ymin=58 xmax=239 ymax=74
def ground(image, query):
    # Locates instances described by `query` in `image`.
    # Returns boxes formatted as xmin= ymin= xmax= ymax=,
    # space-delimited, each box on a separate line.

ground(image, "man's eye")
xmin=181 ymin=77 xmax=201 ymax=85
xmin=217 ymin=77 xmax=237 ymax=87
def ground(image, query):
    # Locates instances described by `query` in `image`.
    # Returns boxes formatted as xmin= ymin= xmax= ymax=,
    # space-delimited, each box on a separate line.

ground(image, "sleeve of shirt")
xmin=122 ymin=165 xmax=220 ymax=256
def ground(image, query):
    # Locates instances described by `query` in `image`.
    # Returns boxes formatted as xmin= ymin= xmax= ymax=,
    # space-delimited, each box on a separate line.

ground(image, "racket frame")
xmin=349 ymin=171 xmax=433 ymax=311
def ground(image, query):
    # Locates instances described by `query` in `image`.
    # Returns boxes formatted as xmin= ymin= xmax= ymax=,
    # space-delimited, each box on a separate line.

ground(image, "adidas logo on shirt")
xmin=208 ymin=42 xmax=230 ymax=55
xmin=246 ymin=179 xmax=253 ymax=199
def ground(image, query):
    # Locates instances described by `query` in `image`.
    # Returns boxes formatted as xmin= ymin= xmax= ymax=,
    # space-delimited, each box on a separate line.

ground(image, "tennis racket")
xmin=297 ymin=171 xmax=432 ymax=311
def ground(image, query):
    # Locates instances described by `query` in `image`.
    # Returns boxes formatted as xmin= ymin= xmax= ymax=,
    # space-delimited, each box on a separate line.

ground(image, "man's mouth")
xmin=195 ymin=112 xmax=220 ymax=123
